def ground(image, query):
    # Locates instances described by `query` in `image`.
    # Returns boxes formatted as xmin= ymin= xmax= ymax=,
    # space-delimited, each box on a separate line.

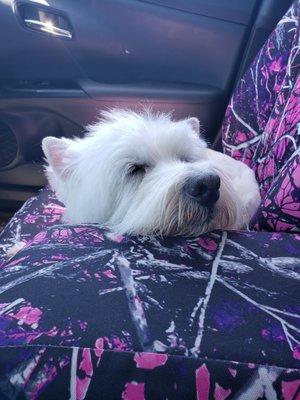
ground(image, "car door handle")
xmin=16 ymin=3 xmax=73 ymax=40
xmin=23 ymin=19 xmax=72 ymax=39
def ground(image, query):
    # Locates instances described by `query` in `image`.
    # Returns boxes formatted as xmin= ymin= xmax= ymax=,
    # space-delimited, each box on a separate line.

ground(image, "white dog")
xmin=42 ymin=109 xmax=260 ymax=236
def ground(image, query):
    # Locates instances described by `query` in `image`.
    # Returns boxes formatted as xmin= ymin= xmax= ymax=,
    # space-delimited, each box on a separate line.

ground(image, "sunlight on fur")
xmin=42 ymin=108 xmax=260 ymax=236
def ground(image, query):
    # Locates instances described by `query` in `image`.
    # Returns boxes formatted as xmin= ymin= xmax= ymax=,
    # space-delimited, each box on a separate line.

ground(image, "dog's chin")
xmin=111 ymin=195 xmax=243 ymax=238
xmin=156 ymin=204 xmax=242 ymax=237
xmin=175 ymin=188 xmax=246 ymax=236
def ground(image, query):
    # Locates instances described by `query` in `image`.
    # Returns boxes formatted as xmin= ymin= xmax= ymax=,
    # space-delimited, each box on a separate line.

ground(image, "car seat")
xmin=0 ymin=1 xmax=299 ymax=399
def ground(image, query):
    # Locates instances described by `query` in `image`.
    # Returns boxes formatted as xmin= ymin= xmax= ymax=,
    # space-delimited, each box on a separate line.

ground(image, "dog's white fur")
xmin=42 ymin=109 xmax=260 ymax=236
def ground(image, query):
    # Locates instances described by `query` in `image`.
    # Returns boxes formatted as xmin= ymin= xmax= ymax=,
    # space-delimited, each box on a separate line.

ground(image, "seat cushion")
xmin=0 ymin=187 xmax=299 ymax=399
xmin=222 ymin=0 xmax=300 ymax=232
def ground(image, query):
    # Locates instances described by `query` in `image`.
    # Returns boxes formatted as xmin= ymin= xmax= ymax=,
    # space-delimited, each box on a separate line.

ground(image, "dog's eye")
xmin=180 ymin=156 xmax=192 ymax=163
xmin=128 ymin=164 xmax=147 ymax=175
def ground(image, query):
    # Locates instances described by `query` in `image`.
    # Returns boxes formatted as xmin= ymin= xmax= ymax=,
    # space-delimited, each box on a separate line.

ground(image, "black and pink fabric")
xmin=0 ymin=2 xmax=299 ymax=399
xmin=222 ymin=1 xmax=300 ymax=232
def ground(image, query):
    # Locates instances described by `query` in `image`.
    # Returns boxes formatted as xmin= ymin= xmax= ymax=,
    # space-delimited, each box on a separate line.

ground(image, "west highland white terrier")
xmin=42 ymin=109 xmax=260 ymax=236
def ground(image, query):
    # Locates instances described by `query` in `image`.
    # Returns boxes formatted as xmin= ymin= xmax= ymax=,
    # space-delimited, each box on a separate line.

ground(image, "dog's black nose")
xmin=183 ymin=174 xmax=220 ymax=206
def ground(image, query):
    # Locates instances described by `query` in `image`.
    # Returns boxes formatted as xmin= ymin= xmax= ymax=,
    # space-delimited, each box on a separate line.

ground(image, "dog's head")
xmin=42 ymin=109 xmax=260 ymax=236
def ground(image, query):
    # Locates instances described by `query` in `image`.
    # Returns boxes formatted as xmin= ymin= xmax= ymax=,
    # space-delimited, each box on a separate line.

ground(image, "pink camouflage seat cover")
xmin=222 ymin=1 xmax=300 ymax=232
xmin=0 ymin=2 xmax=299 ymax=400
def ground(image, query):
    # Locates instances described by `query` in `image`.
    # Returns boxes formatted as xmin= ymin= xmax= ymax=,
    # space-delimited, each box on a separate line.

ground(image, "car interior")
xmin=0 ymin=0 xmax=293 ymax=218
xmin=0 ymin=1 xmax=299 ymax=399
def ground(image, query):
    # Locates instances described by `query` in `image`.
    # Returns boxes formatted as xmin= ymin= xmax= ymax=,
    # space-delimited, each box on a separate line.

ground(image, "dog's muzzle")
xmin=183 ymin=173 xmax=220 ymax=207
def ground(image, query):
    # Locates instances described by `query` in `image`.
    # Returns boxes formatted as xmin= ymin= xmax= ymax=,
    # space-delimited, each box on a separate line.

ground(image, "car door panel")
xmin=8 ymin=0 xmax=247 ymax=89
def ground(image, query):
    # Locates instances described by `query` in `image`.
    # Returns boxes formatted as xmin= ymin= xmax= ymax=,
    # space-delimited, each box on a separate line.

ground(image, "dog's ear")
xmin=42 ymin=136 xmax=75 ymax=180
xmin=186 ymin=117 xmax=200 ymax=134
